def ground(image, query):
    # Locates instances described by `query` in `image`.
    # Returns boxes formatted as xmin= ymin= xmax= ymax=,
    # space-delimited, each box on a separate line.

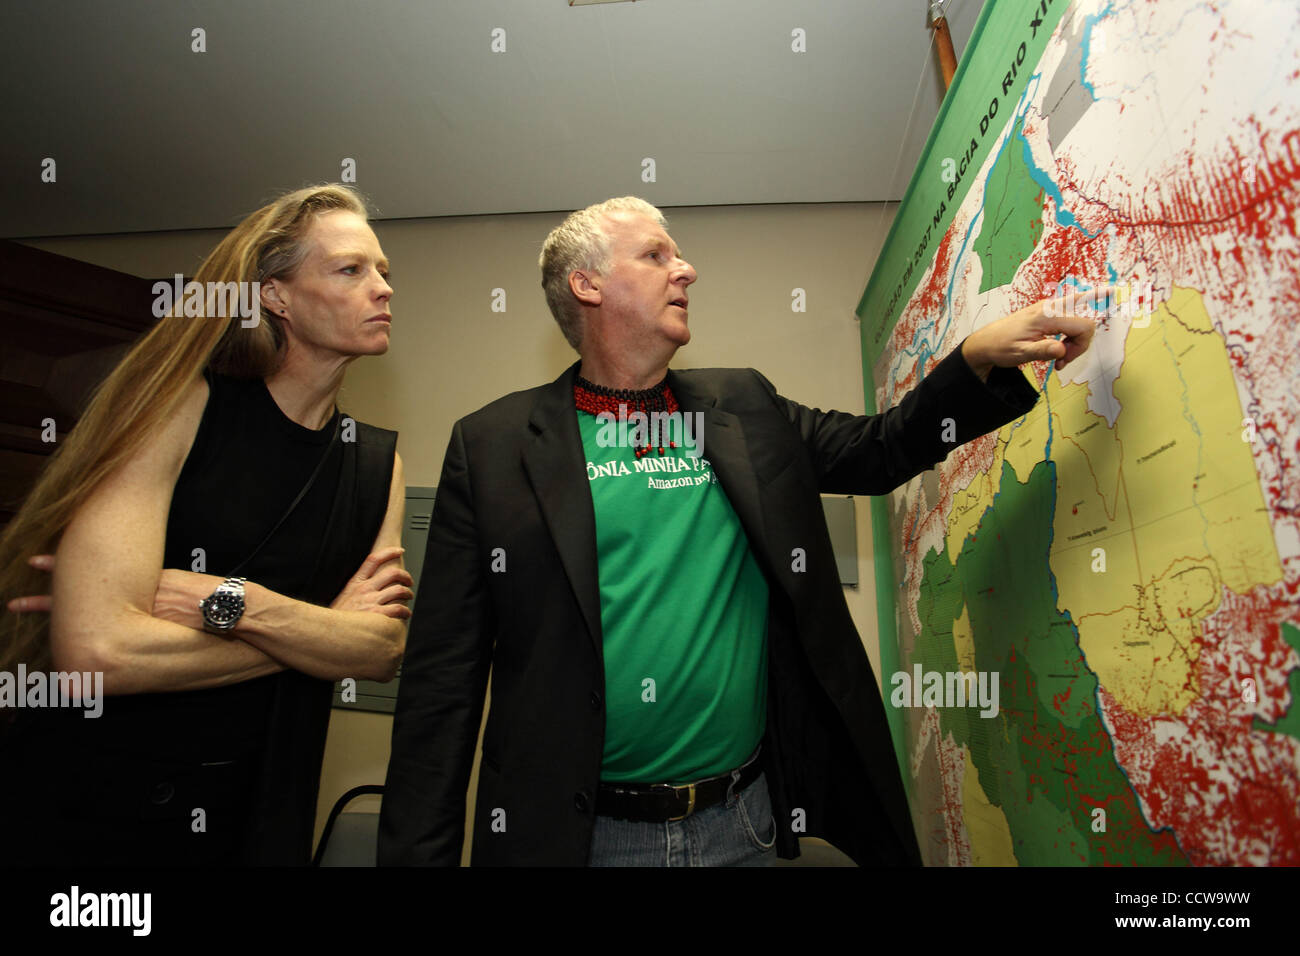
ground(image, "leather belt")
xmin=595 ymin=748 xmax=762 ymax=823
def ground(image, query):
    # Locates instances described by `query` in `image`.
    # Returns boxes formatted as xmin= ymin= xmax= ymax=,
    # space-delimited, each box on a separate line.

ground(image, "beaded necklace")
xmin=574 ymin=374 xmax=680 ymax=458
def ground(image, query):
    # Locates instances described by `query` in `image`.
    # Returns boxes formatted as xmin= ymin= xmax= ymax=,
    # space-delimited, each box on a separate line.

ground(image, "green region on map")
xmin=974 ymin=118 xmax=1045 ymax=293
xmin=913 ymin=458 xmax=1188 ymax=865
xmin=1254 ymin=622 xmax=1300 ymax=742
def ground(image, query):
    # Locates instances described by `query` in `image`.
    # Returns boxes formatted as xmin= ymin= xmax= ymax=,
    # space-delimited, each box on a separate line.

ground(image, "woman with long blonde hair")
xmin=0 ymin=184 xmax=411 ymax=865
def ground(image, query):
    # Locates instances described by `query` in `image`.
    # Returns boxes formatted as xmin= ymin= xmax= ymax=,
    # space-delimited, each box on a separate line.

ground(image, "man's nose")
xmin=675 ymin=258 xmax=698 ymax=285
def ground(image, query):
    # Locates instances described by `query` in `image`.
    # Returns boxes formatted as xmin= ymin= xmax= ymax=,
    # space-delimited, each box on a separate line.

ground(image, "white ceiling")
xmin=0 ymin=0 xmax=984 ymax=238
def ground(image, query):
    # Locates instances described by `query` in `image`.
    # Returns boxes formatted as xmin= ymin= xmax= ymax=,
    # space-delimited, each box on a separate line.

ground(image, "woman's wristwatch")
xmin=198 ymin=576 xmax=247 ymax=635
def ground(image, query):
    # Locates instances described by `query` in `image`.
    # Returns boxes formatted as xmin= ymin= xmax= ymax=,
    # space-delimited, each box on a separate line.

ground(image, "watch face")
xmin=204 ymin=592 xmax=243 ymax=627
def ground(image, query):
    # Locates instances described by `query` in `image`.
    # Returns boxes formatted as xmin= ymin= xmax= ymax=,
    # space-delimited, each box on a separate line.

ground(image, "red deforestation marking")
xmin=1101 ymin=582 xmax=1300 ymax=865
xmin=915 ymin=226 xmax=958 ymax=324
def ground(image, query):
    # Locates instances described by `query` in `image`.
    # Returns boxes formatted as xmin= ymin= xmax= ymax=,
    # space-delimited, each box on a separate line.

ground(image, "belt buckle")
xmin=659 ymin=782 xmax=697 ymax=821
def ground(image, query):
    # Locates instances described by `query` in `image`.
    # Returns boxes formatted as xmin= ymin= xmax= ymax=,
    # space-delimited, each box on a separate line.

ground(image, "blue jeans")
xmin=588 ymin=771 xmax=778 ymax=866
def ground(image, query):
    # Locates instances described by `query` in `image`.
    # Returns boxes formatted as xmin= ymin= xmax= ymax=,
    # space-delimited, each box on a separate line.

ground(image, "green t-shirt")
xmin=578 ymin=409 xmax=769 ymax=784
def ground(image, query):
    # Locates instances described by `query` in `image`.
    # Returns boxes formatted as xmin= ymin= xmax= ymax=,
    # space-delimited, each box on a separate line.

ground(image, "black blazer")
xmin=380 ymin=346 xmax=1037 ymax=866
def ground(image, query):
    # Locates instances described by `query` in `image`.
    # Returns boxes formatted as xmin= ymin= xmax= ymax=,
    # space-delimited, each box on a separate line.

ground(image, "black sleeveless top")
xmin=3 ymin=370 xmax=396 ymax=865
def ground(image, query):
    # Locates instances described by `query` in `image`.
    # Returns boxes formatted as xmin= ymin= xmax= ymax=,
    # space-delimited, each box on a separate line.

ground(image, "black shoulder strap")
xmin=228 ymin=414 xmax=341 ymax=577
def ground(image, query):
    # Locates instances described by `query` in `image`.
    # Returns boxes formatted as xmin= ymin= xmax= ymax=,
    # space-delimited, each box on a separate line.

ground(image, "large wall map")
xmin=857 ymin=0 xmax=1299 ymax=865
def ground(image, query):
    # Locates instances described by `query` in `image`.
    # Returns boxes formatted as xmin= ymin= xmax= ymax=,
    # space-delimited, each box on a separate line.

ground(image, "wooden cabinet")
xmin=0 ymin=240 xmax=157 ymax=527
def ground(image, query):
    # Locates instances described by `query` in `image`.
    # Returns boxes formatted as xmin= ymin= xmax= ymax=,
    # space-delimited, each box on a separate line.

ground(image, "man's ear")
xmin=570 ymin=269 xmax=601 ymax=308
xmin=261 ymin=279 xmax=289 ymax=317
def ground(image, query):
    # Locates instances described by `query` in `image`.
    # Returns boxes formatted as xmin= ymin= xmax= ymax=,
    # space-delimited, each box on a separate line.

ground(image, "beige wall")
xmin=24 ymin=199 xmax=898 ymax=860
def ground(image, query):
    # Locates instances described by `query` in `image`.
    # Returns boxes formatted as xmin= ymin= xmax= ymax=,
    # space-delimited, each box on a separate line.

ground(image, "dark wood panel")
xmin=0 ymin=241 xmax=161 ymax=529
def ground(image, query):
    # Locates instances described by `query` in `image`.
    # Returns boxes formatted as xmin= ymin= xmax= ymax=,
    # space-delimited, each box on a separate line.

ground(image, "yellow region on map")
xmin=1049 ymin=287 xmax=1283 ymax=716
xmin=947 ymin=467 xmax=997 ymax=564
xmin=1046 ymin=375 xmax=1139 ymax=624
xmin=961 ymin=748 xmax=1017 ymax=865
xmin=1003 ymin=385 xmax=1051 ymax=485
xmin=1075 ymin=560 xmax=1220 ymax=714
xmin=946 ymin=404 xmax=1024 ymax=564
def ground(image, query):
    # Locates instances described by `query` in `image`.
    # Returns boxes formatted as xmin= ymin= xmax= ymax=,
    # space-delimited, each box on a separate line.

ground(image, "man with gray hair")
xmin=381 ymin=197 xmax=1095 ymax=866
